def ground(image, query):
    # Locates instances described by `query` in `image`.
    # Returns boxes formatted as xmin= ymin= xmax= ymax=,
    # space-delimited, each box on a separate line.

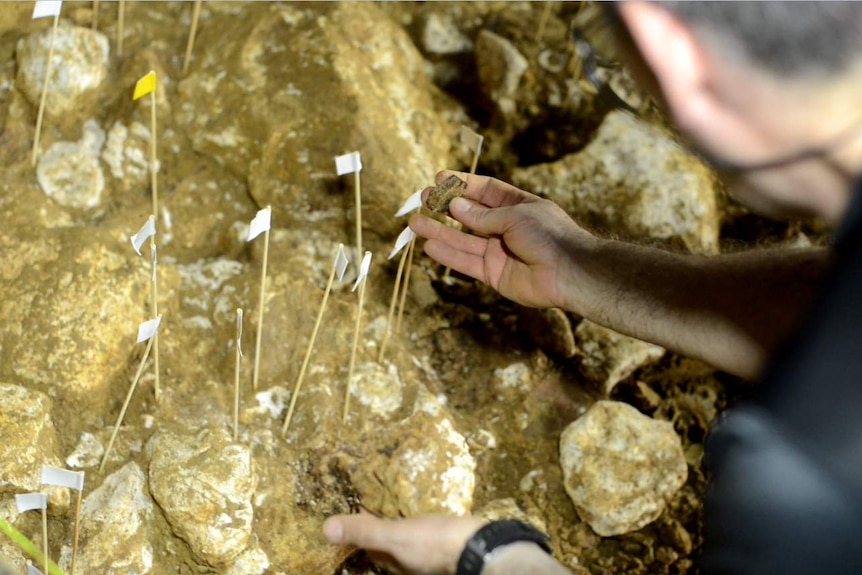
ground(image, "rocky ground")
xmin=0 ymin=2 xmax=823 ymax=575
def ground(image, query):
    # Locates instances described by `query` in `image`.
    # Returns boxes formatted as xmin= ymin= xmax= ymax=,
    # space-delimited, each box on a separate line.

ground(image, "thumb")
xmin=449 ymin=197 xmax=513 ymax=236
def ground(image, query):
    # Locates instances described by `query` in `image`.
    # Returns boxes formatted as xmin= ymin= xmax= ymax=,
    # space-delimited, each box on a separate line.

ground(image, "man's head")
xmin=614 ymin=2 xmax=862 ymax=224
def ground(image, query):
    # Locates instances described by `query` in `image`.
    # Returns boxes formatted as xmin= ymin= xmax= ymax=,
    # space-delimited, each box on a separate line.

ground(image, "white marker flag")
xmin=130 ymin=215 xmax=156 ymax=256
xmin=236 ymin=308 xmax=243 ymax=357
xmin=27 ymin=564 xmax=44 ymax=575
xmin=41 ymin=465 xmax=84 ymax=491
xmin=15 ymin=493 xmax=47 ymax=513
xmin=247 ymin=207 xmax=271 ymax=242
xmin=137 ymin=316 xmax=162 ymax=343
xmin=352 ymin=251 xmax=372 ymax=292
xmin=459 ymin=125 xmax=484 ymax=152
xmin=388 ymin=226 xmax=415 ymax=260
xmin=394 ymin=189 xmax=423 ymax=218
xmin=33 ymin=0 xmax=62 ymax=19
xmin=334 ymin=244 xmax=349 ymax=282
xmin=335 ymin=152 xmax=362 ymax=175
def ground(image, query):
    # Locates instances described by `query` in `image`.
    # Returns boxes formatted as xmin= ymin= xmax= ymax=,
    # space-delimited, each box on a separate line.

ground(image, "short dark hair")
xmin=659 ymin=1 xmax=862 ymax=78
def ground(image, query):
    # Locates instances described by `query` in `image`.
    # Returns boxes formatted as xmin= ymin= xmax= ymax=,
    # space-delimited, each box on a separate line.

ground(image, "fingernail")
xmin=323 ymin=519 xmax=343 ymax=543
xmin=450 ymin=197 xmax=470 ymax=212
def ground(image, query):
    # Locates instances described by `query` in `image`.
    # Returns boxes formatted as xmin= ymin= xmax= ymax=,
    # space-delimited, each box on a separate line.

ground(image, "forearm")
xmin=563 ymin=239 xmax=830 ymax=379
xmin=482 ymin=542 xmax=573 ymax=575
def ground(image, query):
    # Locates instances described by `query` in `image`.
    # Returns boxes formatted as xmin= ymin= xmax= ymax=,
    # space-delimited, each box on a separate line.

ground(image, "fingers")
xmin=424 ymin=239 xmax=488 ymax=284
xmin=409 ymin=213 xmax=487 ymax=256
xmin=435 ymin=170 xmax=535 ymax=208
xmin=324 ymin=514 xmax=398 ymax=552
xmin=448 ymin=197 xmax=517 ymax=237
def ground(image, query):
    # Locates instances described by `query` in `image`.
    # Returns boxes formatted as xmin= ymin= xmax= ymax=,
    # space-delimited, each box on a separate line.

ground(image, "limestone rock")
xmin=350 ymin=362 xmax=404 ymax=419
xmin=474 ymin=498 xmax=547 ymax=533
xmin=223 ymin=548 xmax=270 ymax=575
xmin=100 ymin=121 xmax=153 ymax=195
xmin=36 ymin=119 xmax=105 ymax=210
xmin=560 ymin=401 xmax=687 ymax=536
xmin=147 ymin=425 xmax=256 ymax=567
xmin=16 ymin=21 xmax=109 ymax=115
xmin=65 ymin=432 xmax=104 ymax=469
xmin=352 ymin=412 xmax=476 ymax=517
xmin=575 ymin=320 xmax=665 ymax=395
xmin=492 ymin=362 xmax=532 ymax=395
xmin=0 ymin=534 xmax=25 ymax=574
xmin=511 ymin=111 xmax=719 ymax=254
xmin=520 ymin=307 xmax=577 ymax=358
xmin=0 ymin=227 xmax=148 ymax=406
xmin=0 ymin=384 xmax=68 ymax=507
xmin=475 ymin=30 xmax=529 ymax=115
xmin=76 ymin=462 xmax=155 ymax=575
xmin=176 ymin=3 xmax=452 ymax=244
xmin=422 ymin=13 xmax=473 ymax=55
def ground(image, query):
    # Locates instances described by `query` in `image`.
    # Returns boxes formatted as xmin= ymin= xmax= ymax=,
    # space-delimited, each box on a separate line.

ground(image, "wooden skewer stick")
xmin=40 ymin=505 xmax=48 ymax=575
xmin=534 ymin=1 xmax=555 ymax=53
xmin=344 ymin=279 xmax=367 ymax=424
xmin=378 ymin=243 xmax=409 ymax=363
xmin=354 ymin=170 xmax=363 ymax=260
xmin=70 ymin=487 xmax=83 ymax=575
xmin=99 ymin=334 xmax=155 ymax=473
xmin=182 ymin=0 xmax=202 ymax=75
xmin=282 ymin=254 xmax=340 ymax=437
xmin=117 ymin=0 xmax=125 ymax=56
xmin=31 ymin=11 xmax=60 ymax=167
xmin=233 ymin=308 xmax=242 ymax=441
xmin=148 ymin=83 xmax=161 ymax=403
xmin=252 ymin=208 xmax=271 ymax=391
xmin=395 ymin=236 xmax=417 ymax=334
xmin=92 ymin=0 xmax=99 ymax=30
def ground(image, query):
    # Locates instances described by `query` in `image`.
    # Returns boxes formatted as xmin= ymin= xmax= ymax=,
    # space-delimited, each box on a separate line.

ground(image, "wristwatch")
xmin=456 ymin=519 xmax=553 ymax=575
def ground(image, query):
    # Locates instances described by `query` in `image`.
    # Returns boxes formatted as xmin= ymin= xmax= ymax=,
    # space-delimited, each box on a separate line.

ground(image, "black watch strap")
xmin=456 ymin=519 xmax=552 ymax=575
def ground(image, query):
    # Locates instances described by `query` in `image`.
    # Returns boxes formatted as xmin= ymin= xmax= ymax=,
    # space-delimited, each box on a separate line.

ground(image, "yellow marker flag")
xmin=133 ymin=71 xmax=157 ymax=101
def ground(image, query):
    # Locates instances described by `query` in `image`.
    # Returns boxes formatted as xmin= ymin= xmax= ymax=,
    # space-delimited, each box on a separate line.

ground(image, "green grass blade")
xmin=0 ymin=514 xmax=67 ymax=575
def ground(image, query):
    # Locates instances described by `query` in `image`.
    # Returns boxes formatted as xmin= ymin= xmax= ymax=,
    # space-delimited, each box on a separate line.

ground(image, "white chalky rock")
xmin=422 ymin=13 xmax=473 ymax=54
xmin=0 ymin=384 xmax=68 ymax=508
xmin=512 ymin=110 xmax=720 ymax=254
xmin=16 ymin=22 xmax=109 ymax=114
xmin=475 ymin=30 xmax=528 ymax=114
xmin=76 ymin=462 xmax=155 ymax=575
xmin=353 ymin=412 xmax=476 ymax=517
xmin=147 ymin=426 xmax=256 ymax=567
xmin=351 ymin=361 xmax=403 ymax=418
xmin=36 ymin=119 xmax=106 ymax=209
xmin=65 ymin=431 xmax=104 ymax=469
xmin=575 ymin=320 xmax=665 ymax=395
xmin=223 ymin=547 xmax=270 ymax=575
xmin=560 ymin=401 xmax=687 ymax=536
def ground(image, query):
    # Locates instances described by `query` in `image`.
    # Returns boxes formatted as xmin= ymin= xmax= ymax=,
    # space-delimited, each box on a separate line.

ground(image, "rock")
xmin=352 ymin=411 xmax=476 ymax=517
xmin=36 ymin=119 xmax=105 ymax=210
xmin=575 ymin=320 xmax=665 ymax=395
xmin=492 ymin=362 xmax=532 ymax=395
xmin=16 ymin=21 xmax=109 ymax=116
xmin=559 ymin=401 xmax=687 ymax=536
xmin=422 ymin=13 xmax=473 ymax=55
xmin=176 ymin=3 xmax=452 ymax=244
xmin=475 ymin=30 xmax=529 ymax=115
xmin=0 ymin=384 xmax=68 ymax=507
xmin=100 ymin=121 xmax=153 ymax=195
xmin=511 ymin=111 xmax=719 ymax=254
xmin=147 ymin=425 xmax=256 ymax=567
xmin=75 ymin=462 xmax=155 ymax=575
xmin=223 ymin=548 xmax=269 ymax=575
xmin=65 ymin=432 xmax=104 ymax=469
xmin=520 ymin=307 xmax=577 ymax=358
xmin=0 ymin=533 xmax=25 ymax=574
xmin=0 ymin=227 xmax=148 ymax=406
xmin=350 ymin=362 xmax=404 ymax=419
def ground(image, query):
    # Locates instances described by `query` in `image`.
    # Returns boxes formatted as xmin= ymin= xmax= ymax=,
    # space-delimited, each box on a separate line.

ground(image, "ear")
xmin=616 ymin=2 xmax=712 ymax=133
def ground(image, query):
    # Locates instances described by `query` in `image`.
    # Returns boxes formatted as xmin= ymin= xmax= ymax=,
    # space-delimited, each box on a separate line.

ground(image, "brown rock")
xmin=425 ymin=174 xmax=467 ymax=213
xmin=520 ymin=307 xmax=577 ymax=358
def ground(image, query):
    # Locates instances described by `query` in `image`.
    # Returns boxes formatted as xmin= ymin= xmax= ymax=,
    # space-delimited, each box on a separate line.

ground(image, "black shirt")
xmin=702 ymin=177 xmax=862 ymax=574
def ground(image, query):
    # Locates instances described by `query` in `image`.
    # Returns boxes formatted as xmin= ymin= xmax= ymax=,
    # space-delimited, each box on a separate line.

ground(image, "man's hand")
xmin=323 ymin=513 xmax=485 ymax=575
xmin=410 ymin=171 xmax=597 ymax=311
